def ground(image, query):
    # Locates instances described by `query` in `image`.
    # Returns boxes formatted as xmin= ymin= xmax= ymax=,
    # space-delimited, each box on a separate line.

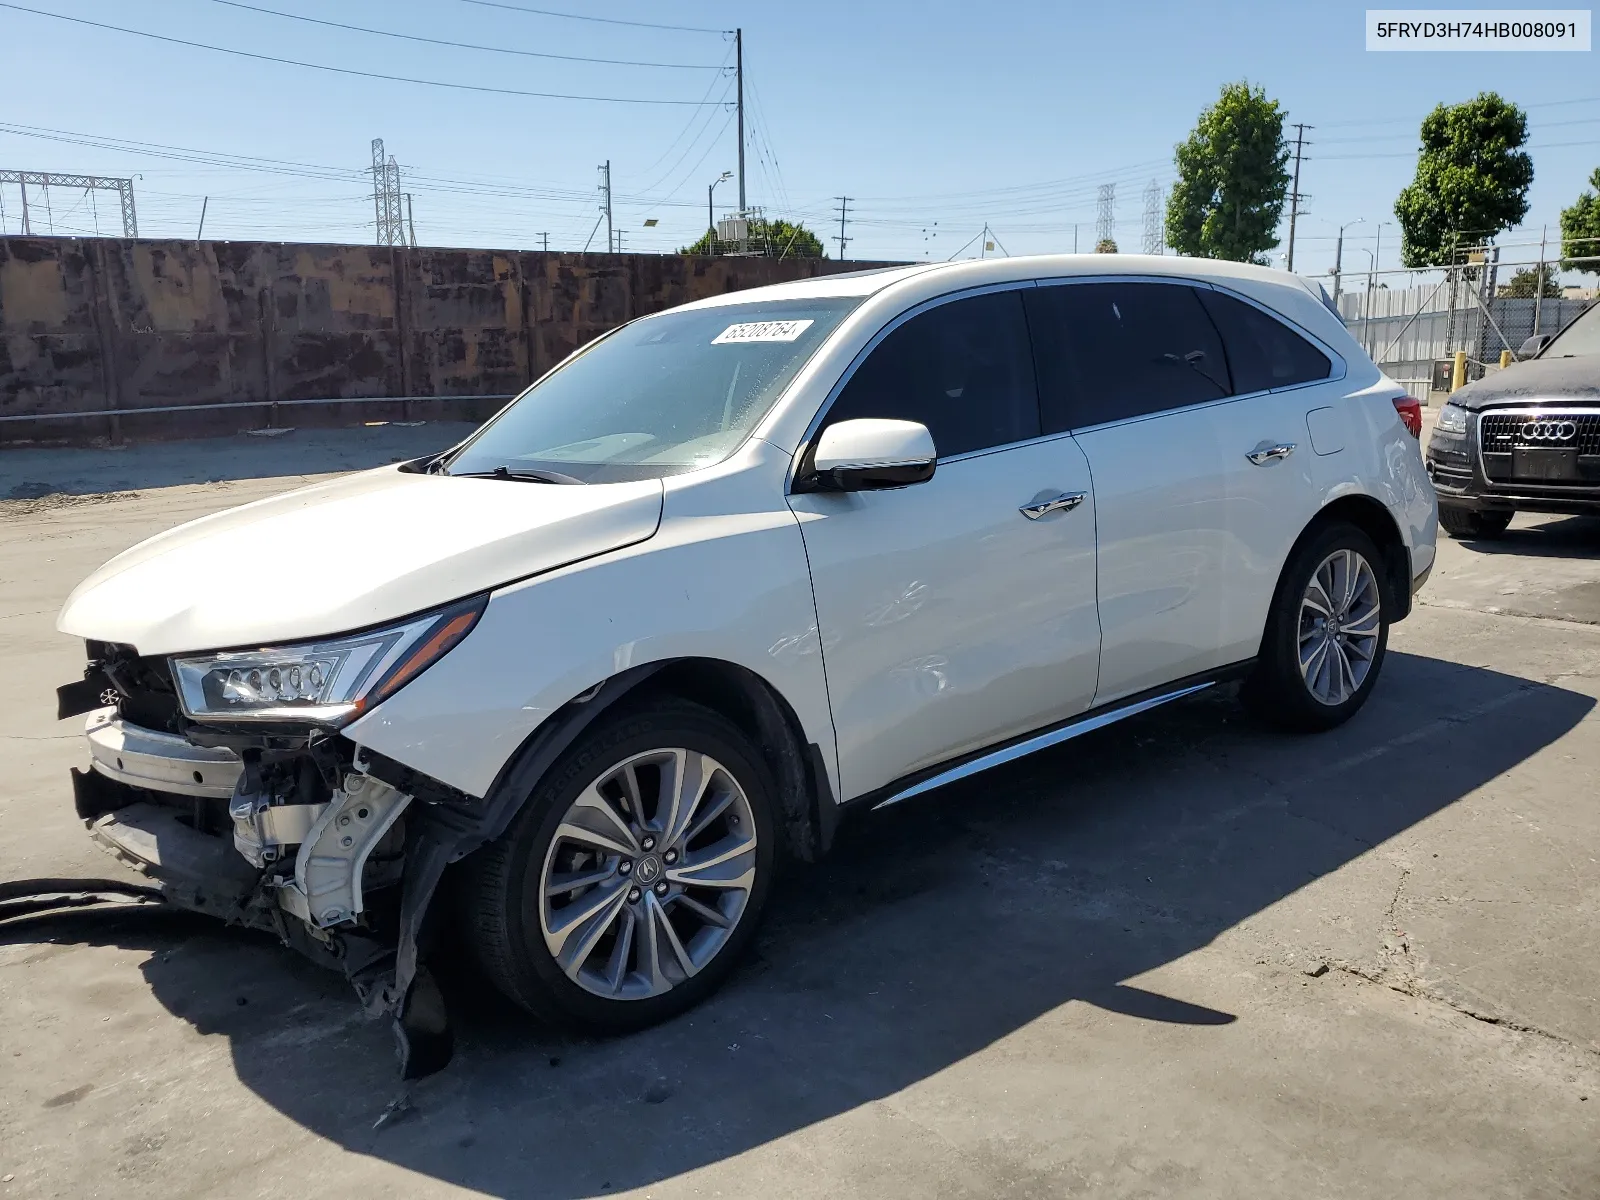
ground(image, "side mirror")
xmin=799 ymin=418 xmax=937 ymax=492
xmin=1518 ymin=334 xmax=1551 ymax=359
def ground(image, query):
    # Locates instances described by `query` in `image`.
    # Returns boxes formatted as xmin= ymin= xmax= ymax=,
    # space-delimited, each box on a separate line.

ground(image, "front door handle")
xmin=1246 ymin=442 xmax=1297 ymax=466
xmin=1020 ymin=491 xmax=1086 ymax=520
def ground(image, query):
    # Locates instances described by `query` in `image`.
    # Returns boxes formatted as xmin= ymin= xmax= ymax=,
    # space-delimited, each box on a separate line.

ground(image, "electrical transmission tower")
xmin=1142 ymin=179 xmax=1164 ymax=254
xmin=1096 ymin=184 xmax=1116 ymax=247
xmin=370 ymin=138 xmax=406 ymax=247
xmin=0 ymin=171 xmax=137 ymax=237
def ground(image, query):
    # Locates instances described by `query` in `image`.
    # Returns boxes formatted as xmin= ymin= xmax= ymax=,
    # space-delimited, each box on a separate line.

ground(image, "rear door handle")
xmin=1246 ymin=442 xmax=1296 ymax=466
xmin=1019 ymin=491 xmax=1086 ymax=519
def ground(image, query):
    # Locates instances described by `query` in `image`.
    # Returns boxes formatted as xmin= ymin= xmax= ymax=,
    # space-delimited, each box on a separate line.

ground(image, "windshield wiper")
xmin=447 ymin=464 xmax=585 ymax=485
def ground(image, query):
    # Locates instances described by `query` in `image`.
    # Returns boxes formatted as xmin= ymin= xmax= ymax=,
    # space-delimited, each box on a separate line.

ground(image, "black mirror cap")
xmin=796 ymin=458 xmax=936 ymax=493
xmin=1518 ymin=334 xmax=1552 ymax=359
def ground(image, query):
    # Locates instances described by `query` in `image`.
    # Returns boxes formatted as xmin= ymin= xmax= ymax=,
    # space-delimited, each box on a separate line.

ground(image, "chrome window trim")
xmin=785 ymin=279 xmax=1043 ymax=494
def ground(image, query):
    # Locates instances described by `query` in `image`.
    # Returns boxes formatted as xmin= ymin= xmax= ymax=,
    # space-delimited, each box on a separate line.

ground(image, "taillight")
xmin=1393 ymin=395 xmax=1422 ymax=438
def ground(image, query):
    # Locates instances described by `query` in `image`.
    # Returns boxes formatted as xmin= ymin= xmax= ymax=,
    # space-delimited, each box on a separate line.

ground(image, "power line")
xmin=0 ymin=3 xmax=725 ymax=105
xmin=203 ymin=0 xmax=722 ymax=69
xmin=456 ymin=0 xmax=729 ymax=34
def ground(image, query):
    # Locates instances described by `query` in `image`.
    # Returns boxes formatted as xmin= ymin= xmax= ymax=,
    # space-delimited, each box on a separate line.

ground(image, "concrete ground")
xmin=0 ymin=420 xmax=1597 ymax=1199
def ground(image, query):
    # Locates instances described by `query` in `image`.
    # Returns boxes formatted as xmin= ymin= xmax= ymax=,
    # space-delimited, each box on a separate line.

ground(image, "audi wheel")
xmin=1244 ymin=521 xmax=1391 ymax=733
xmin=1438 ymin=504 xmax=1513 ymax=540
xmin=464 ymin=697 xmax=777 ymax=1033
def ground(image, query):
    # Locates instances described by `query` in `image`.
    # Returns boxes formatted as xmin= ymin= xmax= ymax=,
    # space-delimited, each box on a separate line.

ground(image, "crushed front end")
xmin=58 ymin=608 xmax=486 ymax=1078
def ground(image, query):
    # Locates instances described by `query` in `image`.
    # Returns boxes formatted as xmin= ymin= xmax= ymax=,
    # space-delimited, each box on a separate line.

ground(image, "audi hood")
xmin=58 ymin=466 xmax=665 ymax=656
xmin=1447 ymin=356 xmax=1600 ymax=411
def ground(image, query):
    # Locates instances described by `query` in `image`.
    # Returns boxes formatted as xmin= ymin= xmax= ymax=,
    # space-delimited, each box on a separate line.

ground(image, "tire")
xmin=1243 ymin=522 xmax=1390 ymax=733
xmin=1438 ymin=504 xmax=1512 ymax=540
xmin=463 ymin=697 xmax=777 ymax=1034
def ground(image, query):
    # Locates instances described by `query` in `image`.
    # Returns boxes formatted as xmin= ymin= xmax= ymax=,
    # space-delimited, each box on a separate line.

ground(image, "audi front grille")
xmin=1479 ymin=409 xmax=1600 ymax=485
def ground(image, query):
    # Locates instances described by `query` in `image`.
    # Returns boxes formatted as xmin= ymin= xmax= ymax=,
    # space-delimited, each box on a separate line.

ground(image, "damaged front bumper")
xmin=69 ymin=702 xmax=457 ymax=1078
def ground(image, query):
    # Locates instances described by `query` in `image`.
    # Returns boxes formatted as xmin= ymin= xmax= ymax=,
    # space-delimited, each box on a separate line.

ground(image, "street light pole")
xmin=1332 ymin=217 xmax=1366 ymax=304
xmin=707 ymin=170 xmax=732 ymax=249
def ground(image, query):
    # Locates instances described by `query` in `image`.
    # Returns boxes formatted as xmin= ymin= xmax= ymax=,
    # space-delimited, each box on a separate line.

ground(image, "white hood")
xmin=58 ymin=466 xmax=664 ymax=655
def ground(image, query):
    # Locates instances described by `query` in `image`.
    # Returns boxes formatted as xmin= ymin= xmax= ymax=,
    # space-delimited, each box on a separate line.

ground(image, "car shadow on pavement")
xmin=0 ymin=423 xmax=480 ymax=499
xmin=1453 ymin=515 xmax=1600 ymax=559
xmin=4 ymin=650 xmax=1590 ymax=1197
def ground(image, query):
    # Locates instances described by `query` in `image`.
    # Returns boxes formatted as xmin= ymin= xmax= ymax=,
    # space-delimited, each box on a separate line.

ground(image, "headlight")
xmin=172 ymin=595 xmax=485 ymax=725
xmin=1434 ymin=403 xmax=1468 ymax=435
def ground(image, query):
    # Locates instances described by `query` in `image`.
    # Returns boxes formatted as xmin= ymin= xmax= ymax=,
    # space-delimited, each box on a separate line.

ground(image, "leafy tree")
xmin=1165 ymin=81 xmax=1290 ymax=264
xmin=1498 ymin=264 xmax=1561 ymax=298
xmin=1094 ymin=238 xmax=1118 ymax=253
xmin=1394 ymin=92 xmax=1532 ymax=267
xmin=679 ymin=218 xmax=826 ymax=259
xmin=1559 ymin=167 xmax=1600 ymax=276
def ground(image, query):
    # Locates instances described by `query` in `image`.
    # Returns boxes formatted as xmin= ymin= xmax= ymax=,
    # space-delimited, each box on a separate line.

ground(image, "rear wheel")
xmin=1244 ymin=522 xmax=1389 ymax=732
xmin=464 ymin=698 xmax=776 ymax=1033
xmin=1438 ymin=504 xmax=1512 ymax=539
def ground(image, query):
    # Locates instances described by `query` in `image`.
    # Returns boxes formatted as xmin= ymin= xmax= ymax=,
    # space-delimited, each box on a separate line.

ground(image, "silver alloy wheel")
xmin=537 ymin=748 xmax=758 ymax=1000
xmin=1297 ymin=548 xmax=1382 ymax=706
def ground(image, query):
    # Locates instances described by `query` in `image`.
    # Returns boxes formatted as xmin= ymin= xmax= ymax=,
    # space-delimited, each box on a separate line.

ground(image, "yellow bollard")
xmin=1500 ymin=349 xmax=1513 ymax=369
xmin=1452 ymin=350 xmax=1467 ymax=392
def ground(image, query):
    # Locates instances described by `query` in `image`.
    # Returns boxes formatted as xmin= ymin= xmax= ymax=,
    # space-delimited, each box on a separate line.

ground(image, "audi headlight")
xmin=1434 ymin=402 xmax=1468 ymax=435
xmin=172 ymin=595 xmax=485 ymax=725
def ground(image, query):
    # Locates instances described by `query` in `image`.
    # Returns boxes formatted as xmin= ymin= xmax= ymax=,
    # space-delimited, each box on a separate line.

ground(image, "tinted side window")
xmin=826 ymin=290 xmax=1041 ymax=458
xmin=1025 ymin=282 xmax=1231 ymax=432
xmin=1198 ymin=289 xmax=1332 ymax=392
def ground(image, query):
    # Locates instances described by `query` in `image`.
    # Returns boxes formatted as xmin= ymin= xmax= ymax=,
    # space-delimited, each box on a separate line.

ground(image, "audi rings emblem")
xmin=1520 ymin=420 xmax=1577 ymax=443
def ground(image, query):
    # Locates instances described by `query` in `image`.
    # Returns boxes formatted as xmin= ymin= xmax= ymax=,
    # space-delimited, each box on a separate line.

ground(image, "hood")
xmin=1448 ymin=355 xmax=1600 ymax=411
xmin=58 ymin=467 xmax=664 ymax=656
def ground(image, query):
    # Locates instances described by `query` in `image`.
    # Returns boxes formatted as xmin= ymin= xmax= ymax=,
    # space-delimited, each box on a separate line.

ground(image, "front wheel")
xmin=1244 ymin=523 xmax=1390 ymax=732
xmin=463 ymin=698 xmax=777 ymax=1033
xmin=1438 ymin=504 xmax=1512 ymax=540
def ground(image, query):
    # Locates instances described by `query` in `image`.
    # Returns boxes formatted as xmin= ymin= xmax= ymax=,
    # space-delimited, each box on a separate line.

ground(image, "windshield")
xmin=444 ymin=297 xmax=862 ymax=482
xmin=1541 ymin=301 xmax=1600 ymax=358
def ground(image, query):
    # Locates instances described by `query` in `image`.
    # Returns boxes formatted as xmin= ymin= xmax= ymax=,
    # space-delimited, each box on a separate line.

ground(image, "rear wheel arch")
xmin=1285 ymin=493 xmax=1413 ymax=621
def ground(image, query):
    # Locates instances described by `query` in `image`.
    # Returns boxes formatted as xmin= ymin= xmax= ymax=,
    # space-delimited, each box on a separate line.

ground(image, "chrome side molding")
xmin=873 ymin=681 xmax=1216 ymax=811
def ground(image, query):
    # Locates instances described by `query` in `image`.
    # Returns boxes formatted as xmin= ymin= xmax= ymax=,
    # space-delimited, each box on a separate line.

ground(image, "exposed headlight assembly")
xmin=172 ymin=595 xmax=485 ymax=725
xmin=1434 ymin=402 xmax=1468 ymax=435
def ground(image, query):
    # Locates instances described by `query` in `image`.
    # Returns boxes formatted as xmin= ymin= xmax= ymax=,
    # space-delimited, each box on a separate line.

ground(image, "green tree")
xmin=1559 ymin=167 xmax=1600 ymax=276
xmin=1164 ymin=81 xmax=1290 ymax=264
xmin=1394 ymin=92 xmax=1533 ymax=267
xmin=1498 ymin=264 xmax=1561 ymax=298
xmin=1094 ymin=237 xmax=1118 ymax=253
xmin=679 ymin=218 xmax=826 ymax=259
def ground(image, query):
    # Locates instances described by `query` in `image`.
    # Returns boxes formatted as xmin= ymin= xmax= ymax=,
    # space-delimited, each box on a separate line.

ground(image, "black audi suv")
xmin=1426 ymin=300 xmax=1600 ymax=538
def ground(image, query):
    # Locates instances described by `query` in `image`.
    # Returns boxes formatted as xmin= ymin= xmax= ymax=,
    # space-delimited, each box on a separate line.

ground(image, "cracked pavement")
xmin=0 ymin=421 xmax=1597 ymax=1199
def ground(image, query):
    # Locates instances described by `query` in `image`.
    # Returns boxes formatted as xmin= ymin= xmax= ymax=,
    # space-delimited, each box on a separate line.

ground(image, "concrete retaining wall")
xmin=0 ymin=238 xmax=893 ymax=443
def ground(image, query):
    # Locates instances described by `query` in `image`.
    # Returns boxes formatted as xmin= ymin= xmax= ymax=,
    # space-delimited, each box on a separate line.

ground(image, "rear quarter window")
xmin=1198 ymin=289 xmax=1332 ymax=393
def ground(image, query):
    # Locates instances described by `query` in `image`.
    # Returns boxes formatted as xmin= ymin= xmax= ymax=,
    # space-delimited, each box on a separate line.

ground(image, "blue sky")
xmin=0 ymin=0 xmax=1594 ymax=280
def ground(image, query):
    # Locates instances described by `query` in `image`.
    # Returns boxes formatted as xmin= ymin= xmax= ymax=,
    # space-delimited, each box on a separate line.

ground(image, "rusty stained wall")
xmin=0 ymin=237 xmax=893 ymax=440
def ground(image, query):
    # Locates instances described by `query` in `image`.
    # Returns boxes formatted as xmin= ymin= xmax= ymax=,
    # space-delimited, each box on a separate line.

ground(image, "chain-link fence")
xmin=1332 ymin=235 xmax=1599 ymax=403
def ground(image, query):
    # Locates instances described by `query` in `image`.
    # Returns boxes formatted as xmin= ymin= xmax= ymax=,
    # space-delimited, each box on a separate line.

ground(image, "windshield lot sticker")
xmin=712 ymin=319 xmax=814 ymax=344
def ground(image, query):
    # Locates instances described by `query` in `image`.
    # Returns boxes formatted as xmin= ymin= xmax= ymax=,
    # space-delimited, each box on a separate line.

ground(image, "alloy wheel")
xmin=537 ymin=748 xmax=758 ymax=1000
xmin=1297 ymin=548 xmax=1382 ymax=706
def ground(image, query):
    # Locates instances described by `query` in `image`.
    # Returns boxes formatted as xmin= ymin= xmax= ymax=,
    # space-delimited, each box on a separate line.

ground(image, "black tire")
xmin=1438 ymin=504 xmax=1512 ymax=540
xmin=1243 ymin=522 xmax=1390 ymax=733
xmin=463 ymin=697 xmax=777 ymax=1034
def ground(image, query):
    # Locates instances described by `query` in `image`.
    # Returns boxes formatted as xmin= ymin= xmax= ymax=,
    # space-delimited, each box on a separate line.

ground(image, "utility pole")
xmin=1286 ymin=123 xmax=1311 ymax=273
xmin=834 ymin=195 xmax=850 ymax=260
xmin=1534 ymin=223 xmax=1548 ymax=340
xmin=19 ymin=178 xmax=28 ymax=234
xmin=197 ymin=196 xmax=208 ymax=240
xmin=1073 ymin=224 xmax=1078 ymax=253
xmin=599 ymin=160 xmax=614 ymax=255
xmin=406 ymin=194 xmax=416 ymax=247
xmin=538 ymin=232 xmax=549 ymax=253
xmin=735 ymin=28 xmax=745 ymax=214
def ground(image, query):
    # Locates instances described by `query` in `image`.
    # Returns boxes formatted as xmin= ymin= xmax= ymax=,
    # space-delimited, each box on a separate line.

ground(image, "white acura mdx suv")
xmin=56 ymin=255 xmax=1437 ymax=1074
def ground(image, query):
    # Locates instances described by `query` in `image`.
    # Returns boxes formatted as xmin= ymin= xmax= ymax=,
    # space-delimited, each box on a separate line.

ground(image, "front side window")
xmin=1025 ymin=282 xmax=1230 ymax=433
xmin=444 ymin=297 xmax=861 ymax=482
xmin=824 ymin=290 xmax=1042 ymax=458
xmin=1198 ymin=289 xmax=1332 ymax=392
